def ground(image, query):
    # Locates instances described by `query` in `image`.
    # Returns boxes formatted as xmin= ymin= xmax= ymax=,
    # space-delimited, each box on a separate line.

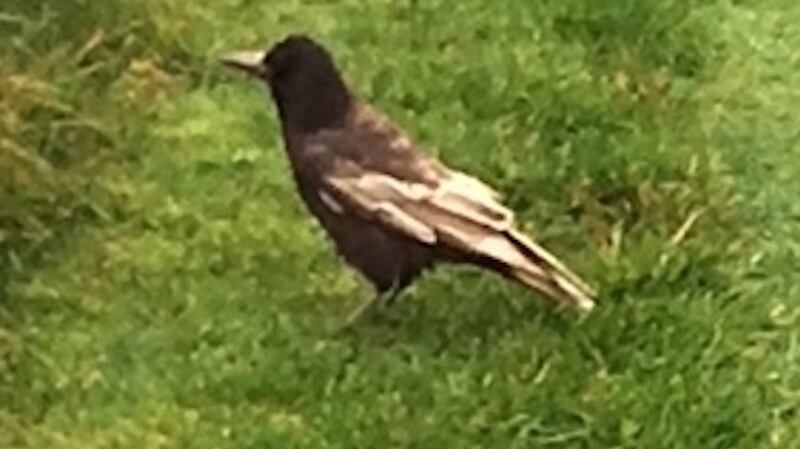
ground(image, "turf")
xmin=1 ymin=1 xmax=798 ymax=447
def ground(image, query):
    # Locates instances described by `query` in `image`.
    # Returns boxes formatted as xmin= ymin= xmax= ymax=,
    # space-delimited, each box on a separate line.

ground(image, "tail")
xmin=498 ymin=229 xmax=596 ymax=313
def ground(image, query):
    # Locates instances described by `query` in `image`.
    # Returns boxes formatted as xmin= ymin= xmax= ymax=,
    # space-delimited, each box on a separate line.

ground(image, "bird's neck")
xmin=270 ymin=76 xmax=352 ymax=135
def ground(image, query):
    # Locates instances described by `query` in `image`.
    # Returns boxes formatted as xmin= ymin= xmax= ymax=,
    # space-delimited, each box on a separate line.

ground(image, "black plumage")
xmin=221 ymin=35 xmax=596 ymax=323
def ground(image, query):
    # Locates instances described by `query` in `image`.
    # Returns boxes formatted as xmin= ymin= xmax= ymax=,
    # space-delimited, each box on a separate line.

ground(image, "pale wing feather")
xmin=430 ymin=171 xmax=512 ymax=231
xmin=325 ymin=176 xmax=437 ymax=244
xmin=326 ymin=171 xmax=525 ymax=265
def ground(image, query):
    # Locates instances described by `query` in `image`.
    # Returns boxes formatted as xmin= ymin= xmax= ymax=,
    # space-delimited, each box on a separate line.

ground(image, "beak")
xmin=219 ymin=50 xmax=268 ymax=77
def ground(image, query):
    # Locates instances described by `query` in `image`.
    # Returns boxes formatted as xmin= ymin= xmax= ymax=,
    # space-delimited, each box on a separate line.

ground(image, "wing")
xmin=323 ymin=161 xmax=596 ymax=312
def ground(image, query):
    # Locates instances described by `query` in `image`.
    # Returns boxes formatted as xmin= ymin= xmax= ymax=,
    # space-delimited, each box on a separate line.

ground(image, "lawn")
xmin=1 ymin=0 xmax=799 ymax=448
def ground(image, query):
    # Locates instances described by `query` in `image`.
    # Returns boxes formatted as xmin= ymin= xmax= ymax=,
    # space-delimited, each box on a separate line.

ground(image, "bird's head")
xmin=221 ymin=35 xmax=352 ymax=133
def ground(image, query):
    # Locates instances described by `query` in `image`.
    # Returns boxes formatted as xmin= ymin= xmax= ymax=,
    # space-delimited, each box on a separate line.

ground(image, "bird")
xmin=220 ymin=35 xmax=596 ymax=325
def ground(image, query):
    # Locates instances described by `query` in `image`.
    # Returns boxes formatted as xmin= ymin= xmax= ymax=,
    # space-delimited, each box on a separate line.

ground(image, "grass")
xmin=1 ymin=0 xmax=799 ymax=447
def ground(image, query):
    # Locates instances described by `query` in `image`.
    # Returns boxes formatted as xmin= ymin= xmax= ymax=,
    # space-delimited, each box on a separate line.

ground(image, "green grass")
xmin=1 ymin=0 xmax=799 ymax=447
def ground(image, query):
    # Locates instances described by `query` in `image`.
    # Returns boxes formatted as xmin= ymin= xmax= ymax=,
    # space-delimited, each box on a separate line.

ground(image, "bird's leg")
xmin=342 ymin=286 xmax=399 ymax=328
xmin=342 ymin=294 xmax=380 ymax=327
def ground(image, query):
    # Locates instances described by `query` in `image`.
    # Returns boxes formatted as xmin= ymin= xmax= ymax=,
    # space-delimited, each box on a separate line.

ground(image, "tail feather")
xmin=504 ymin=229 xmax=596 ymax=312
xmin=434 ymin=220 xmax=597 ymax=312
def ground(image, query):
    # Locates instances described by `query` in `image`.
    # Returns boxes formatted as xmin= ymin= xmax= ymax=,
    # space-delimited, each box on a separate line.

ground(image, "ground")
xmin=1 ymin=1 xmax=799 ymax=448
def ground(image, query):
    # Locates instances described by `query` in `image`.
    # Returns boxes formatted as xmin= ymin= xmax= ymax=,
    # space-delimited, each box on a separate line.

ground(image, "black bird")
xmin=221 ymin=35 xmax=596 ymax=324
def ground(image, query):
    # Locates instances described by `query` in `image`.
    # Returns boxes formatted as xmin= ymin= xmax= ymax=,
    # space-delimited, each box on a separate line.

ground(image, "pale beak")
xmin=219 ymin=50 xmax=268 ymax=77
